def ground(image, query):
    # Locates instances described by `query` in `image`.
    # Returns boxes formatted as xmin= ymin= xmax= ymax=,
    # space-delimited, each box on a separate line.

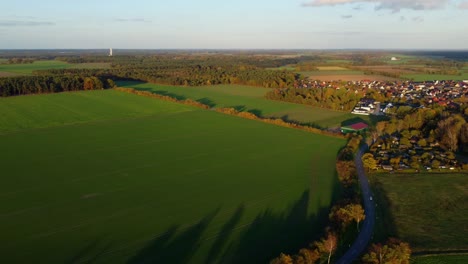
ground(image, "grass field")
xmin=403 ymin=73 xmax=468 ymax=81
xmin=117 ymin=81 xmax=366 ymax=128
xmin=371 ymin=173 xmax=468 ymax=252
xmin=0 ymin=60 xmax=110 ymax=75
xmin=0 ymin=90 xmax=345 ymax=263
xmin=412 ymin=254 xmax=468 ymax=264
xmin=301 ymin=70 xmax=365 ymax=76
xmin=316 ymin=66 xmax=350 ymax=71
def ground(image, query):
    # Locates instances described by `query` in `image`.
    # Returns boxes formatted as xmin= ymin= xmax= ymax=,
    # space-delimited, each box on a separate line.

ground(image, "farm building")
xmin=341 ymin=122 xmax=369 ymax=134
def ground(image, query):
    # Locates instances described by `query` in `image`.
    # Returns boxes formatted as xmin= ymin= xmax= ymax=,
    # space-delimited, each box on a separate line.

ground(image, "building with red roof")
xmin=341 ymin=122 xmax=369 ymax=134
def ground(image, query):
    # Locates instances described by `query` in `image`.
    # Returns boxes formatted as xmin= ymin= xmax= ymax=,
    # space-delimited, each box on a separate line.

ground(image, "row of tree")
xmin=265 ymin=87 xmax=363 ymax=112
xmin=36 ymin=64 xmax=298 ymax=88
xmin=0 ymin=75 xmax=115 ymax=97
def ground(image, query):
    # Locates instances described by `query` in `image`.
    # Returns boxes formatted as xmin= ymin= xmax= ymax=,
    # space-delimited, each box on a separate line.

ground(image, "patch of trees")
xmin=2 ymin=58 xmax=35 ymax=64
xmin=0 ymin=75 xmax=115 ymax=97
xmin=362 ymin=238 xmax=411 ymax=264
xmin=375 ymin=108 xmax=468 ymax=153
xmin=265 ymin=87 xmax=363 ymax=111
xmin=36 ymin=64 xmax=298 ymax=88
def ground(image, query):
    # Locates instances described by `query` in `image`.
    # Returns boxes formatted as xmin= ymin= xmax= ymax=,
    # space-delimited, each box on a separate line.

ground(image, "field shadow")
xmin=369 ymin=176 xmax=398 ymax=243
xmin=196 ymin=98 xmax=217 ymax=108
xmin=248 ymin=109 xmax=263 ymax=117
xmin=230 ymin=105 xmax=247 ymax=112
xmin=218 ymin=190 xmax=336 ymax=264
xmin=127 ymin=208 xmax=220 ymax=264
xmin=276 ymin=114 xmax=325 ymax=130
xmin=66 ymin=239 xmax=114 ymax=264
xmin=124 ymin=187 xmax=338 ymax=264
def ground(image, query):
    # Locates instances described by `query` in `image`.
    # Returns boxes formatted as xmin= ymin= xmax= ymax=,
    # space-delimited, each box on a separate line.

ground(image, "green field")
xmin=0 ymin=90 xmax=345 ymax=263
xmin=117 ymin=81 xmax=364 ymax=128
xmin=0 ymin=60 xmax=110 ymax=75
xmin=403 ymin=73 xmax=468 ymax=81
xmin=412 ymin=254 xmax=468 ymax=264
xmin=299 ymin=70 xmax=365 ymax=76
xmin=372 ymin=174 xmax=468 ymax=251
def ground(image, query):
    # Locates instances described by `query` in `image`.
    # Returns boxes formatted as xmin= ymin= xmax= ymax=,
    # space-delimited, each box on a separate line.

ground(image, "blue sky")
xmin=1 ymin=0 xmax=467 ymax=49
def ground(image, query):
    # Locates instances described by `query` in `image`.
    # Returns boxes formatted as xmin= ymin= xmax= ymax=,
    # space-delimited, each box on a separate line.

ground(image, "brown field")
xmin=308 ymin=74 xmax=398 ymax=81
xmin=0 ymin=71 xmax=19 ymax=77
xmin=355 ymin=66 xmax=419 ymax=75
xmin=316 ymin=66 xmax=349 ymax=71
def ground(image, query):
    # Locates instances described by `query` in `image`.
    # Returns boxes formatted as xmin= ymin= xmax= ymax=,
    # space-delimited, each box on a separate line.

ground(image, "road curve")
xmin=336 ymin=144 xmax=375 ymax=264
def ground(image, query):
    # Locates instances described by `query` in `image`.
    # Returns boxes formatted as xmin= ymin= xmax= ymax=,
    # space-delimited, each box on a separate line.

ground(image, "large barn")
xmin=341 ymin=122 xmax=369 ymax=134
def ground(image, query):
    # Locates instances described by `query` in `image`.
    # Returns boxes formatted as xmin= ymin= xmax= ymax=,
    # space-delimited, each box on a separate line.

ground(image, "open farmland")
xmin=0 ymin=60 xmax=110 ymax=75
xmin=372 ymin=174 xmax=468 ymax=252
xmin=412 ymin=254 xmax=468 ymax=264
xmin=117 ymin=81 xmax=366 ymax=128
xmin=403 ymin=73 xmax=468 ymax=81
xmin=0 ymin=90 xmax=345 ymax=263
xmin=298 ymin=70 xmax=396 ymax=81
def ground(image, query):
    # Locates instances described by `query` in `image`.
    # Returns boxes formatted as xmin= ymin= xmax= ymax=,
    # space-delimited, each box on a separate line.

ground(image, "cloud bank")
xmin=0 ymin=20 xmax=55 ymax=27
xmin=302 ymin=0 xmax=451 ymax=12
xmin=114 ymin=18 xmax=151 ymax=23
xmin=459 ymin=1 xmax=468 ymax=9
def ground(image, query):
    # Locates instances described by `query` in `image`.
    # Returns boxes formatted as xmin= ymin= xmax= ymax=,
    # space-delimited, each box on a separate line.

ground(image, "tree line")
xmin=0 ymin=75 xmax=115 ymax=97
xmin=265 ymin=87 xmax=363 ymax=112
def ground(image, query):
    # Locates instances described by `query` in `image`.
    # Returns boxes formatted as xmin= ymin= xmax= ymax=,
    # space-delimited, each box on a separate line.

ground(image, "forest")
xmin=0 ymin=55 xmax=303 ymax=96
xmin=0 ymin=75 xmax=115 ymax=96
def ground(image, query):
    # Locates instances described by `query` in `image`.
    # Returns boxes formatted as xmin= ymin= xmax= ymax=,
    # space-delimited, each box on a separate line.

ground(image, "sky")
xmin=1 ymin=0 xmax=468 ymax=49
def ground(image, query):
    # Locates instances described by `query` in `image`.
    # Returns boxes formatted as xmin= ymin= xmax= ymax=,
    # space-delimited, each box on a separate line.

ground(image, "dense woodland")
xmin=265 ymin=87 xmax=364 ymax=111
xmin=0 ymin=55 xmax=304 ymax=96
xmin=0 ymin=76 xmax=115 ymax=96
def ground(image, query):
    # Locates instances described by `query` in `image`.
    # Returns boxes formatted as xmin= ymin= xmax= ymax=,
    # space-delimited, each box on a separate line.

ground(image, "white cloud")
xmin=459 ymin=1 xmax=468 ymax=9
xmin=342 ymin=15 xmax=353 ymax=19
xmin=114 ymin=18 xmax=151 ymax=23
xmin=0 ymin=20 xmax=55 ymax=27
xmin=302 ymin=0 xmax=451 ymax=12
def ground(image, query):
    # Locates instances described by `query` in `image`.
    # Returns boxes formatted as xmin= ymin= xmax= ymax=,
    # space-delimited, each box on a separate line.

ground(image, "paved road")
xmin=336 ymin=144 xmax=375 ymax=264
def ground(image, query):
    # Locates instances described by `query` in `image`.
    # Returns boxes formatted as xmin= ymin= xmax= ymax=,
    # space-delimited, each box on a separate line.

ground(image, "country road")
xmin=336 ymin=144 xmax=375 ymax=264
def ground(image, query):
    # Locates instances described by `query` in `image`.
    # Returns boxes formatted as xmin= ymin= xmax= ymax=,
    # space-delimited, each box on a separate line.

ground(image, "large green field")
xmin=372 ymin=173 xmax=468 ymax=252
xmin=0 ymin=60 xmax=110 ymax=75
xmin=0 ymin=90 xmax=345 ymax=263
xmin=412 ymin=254 xmax=468 ymax=264
xmin=403 ymin=73 xmax=468 ymax=81
xmin=117 ymin=81 xmax=365 ymax=128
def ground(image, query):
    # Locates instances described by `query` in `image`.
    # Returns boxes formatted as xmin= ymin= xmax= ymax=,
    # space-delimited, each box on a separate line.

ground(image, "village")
xmin=295 ymin=79 xmax=468 ymax=115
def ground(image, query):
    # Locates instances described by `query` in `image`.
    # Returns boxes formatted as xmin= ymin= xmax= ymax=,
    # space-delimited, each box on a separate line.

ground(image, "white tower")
xmin=109 ymin=48 xmax=113 ymax=57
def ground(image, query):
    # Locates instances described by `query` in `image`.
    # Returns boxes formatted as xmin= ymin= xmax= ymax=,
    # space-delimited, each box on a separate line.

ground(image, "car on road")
xmin=370 ymin=196 xmax=373 ymax=201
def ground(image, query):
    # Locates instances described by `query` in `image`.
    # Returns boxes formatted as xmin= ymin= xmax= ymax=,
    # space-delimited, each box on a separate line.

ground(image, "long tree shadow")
xmin=219 ymin=191 xmax=333 ymax=264
xmin=369 ymin=177 xmax=398 ymax=243
xmin=205 ymin=205 xmax=245 ymax=264
xmin=196 ymin=98 xmax=217 ymax=108
xmin=66 ymin=239 xmax=114 ymax=264
xmin=127 ymin=209 xmax=219 ymax=264
xmin=125 ymin=180 xmax=339 ymax=264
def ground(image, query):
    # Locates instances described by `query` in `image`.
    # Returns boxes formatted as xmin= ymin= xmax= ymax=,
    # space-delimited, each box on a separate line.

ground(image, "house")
xmin=382 ymin=165 xmax=394 ymax=171
xmin=341 ymin=122 xmax=369 ymax=134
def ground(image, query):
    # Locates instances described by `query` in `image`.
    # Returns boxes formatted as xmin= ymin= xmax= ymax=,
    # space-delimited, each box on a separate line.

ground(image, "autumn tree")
xmin=270 ymin=253 xmax=294 ymax=264
xmin=375 ymin=121 xmax=387 ymax=136
xmin=344 ymin=203 xmax=366 ymax=231
xmin=314 ymin=232 xmax=338 ymax=264
xmin=362 ymin=153 xmax=378 ymax=172
xmin=362 ymin=238 xmax=411 ymax=264
xmin=296 ymin=248 xmax=320 ymax=264
xmin=437 ymin=115 xmax=466 ymax=152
